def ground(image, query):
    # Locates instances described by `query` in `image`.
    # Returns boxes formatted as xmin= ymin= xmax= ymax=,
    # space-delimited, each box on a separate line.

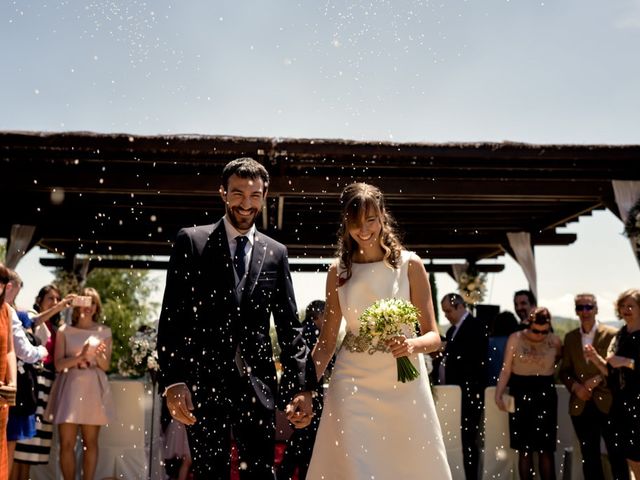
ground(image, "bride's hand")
xmin=387 ymin=335 xmax=414 ymax=358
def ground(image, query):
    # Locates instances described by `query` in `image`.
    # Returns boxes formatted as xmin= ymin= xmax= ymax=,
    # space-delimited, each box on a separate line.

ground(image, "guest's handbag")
xmin=14 ymin=359 xmax=39 ymax=415
xmin=12 ymin=329 xmax=42 ymax=415
xmin=501 ymin=393 xmax=516 ymax=413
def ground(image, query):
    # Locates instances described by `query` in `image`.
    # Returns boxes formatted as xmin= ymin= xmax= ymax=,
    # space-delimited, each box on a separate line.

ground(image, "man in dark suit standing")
xmin=439 ymin=293 xmax=488 ymax=480
xmin=157 ymin=158 xmax=316 ymax=479
xmin=513 ymin=289 xmax=537 ymax=329
xmin=559 ymin=293 xmax=629 ymax=480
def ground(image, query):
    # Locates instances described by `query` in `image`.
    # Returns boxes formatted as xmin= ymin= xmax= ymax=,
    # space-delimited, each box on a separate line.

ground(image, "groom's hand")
xmin=285 ymin=391 xmax=313 ymax=429
xmin=165 ymin=384 xmax=197 ymax=425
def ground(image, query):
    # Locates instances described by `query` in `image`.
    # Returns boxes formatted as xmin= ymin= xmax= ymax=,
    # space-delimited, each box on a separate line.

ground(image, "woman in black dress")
xmin=495 ymin=307 xmax=562 ymax=480
xmin=586 ymin=288 xmax=640 ymax=479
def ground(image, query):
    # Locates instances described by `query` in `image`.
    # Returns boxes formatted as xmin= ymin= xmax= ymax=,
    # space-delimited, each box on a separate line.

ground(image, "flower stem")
xmin=397 ymin=357 xmax=420 ymax=383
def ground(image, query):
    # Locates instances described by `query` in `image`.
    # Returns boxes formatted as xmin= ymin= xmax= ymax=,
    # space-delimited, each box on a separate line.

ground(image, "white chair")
xmin=434 ymin=385 xmax=466 ymax=480
xmin=481 ymin=385 xmax=582 ymax=480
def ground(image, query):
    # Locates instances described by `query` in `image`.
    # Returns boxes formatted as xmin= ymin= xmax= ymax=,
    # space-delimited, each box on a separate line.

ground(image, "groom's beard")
xmin=226 ymin=204 xmax=260 ymax=232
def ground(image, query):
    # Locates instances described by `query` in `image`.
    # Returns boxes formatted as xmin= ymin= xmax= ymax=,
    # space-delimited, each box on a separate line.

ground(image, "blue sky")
xmin=2 ymin=0 xmax=640 ymax=321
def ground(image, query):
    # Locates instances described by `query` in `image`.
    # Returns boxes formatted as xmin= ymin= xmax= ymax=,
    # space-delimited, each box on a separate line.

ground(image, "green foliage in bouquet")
xmin=358 ymin=298 xmax=421 ymax=383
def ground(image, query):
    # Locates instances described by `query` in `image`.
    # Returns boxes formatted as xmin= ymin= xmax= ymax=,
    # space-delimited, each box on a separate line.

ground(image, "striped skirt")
xmin=14 ymin=366 xmax=55 ymax=464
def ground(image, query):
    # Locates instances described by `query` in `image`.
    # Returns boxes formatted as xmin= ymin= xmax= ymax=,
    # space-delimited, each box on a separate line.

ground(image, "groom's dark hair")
xmin=221 ymin=157 xmax=269 ymax=191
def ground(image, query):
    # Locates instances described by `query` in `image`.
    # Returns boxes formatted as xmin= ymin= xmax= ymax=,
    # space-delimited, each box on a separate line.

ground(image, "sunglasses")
xmin=529 ymin=327 xmax=550 ymax=335
xmin=575 ymin=304 xmax=595 ymax=312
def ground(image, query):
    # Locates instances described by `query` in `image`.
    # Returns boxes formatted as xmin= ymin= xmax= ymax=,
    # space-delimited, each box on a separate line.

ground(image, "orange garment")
xmin=0 ymin=302 xmax=13 ymax=480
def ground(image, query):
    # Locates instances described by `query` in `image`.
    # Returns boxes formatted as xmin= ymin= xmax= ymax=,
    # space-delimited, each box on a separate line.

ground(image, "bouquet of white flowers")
xmin=117 ymin=325 xmax=159 ymax=379
xmin=358 ymin=298 xmax=421 ymax=383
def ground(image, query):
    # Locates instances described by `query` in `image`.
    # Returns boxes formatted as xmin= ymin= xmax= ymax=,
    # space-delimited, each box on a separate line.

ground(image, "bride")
xmin=306 ymin=182 xmax=452 ymax=479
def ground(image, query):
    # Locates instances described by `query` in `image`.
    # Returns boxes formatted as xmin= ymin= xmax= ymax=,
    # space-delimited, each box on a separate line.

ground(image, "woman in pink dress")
xmin=0 ymin=264 xmax=18 ymax=480
xmin=45 ymin=287 xmax=115 ymax=480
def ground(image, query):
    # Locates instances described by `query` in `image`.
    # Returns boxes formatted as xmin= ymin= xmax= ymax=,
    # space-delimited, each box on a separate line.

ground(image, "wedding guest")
xmin=513 ymin=289 xmax=537 ymax=327
xmin=585 ymin=288 xmax=640 ymax=479
xmin=307 ymin=182 xmax=451 ymax=479
xmin=162 ymin=402 xmax=192 ymax=480
xmin=13 ymin=285 xmax=74 ymax=475
xmin=495 ymin=307 xmax=562 ymax=480
xmin=559 ymin=293 xmax=628 ymax=480
xmin=0 ymin=263 xmax=18 ymax=480
xmin=44 ymin=287 xmax=114 ymax=480
xmin=487 ymin=311 xmax=519 ymax=386
xmin=3 ymin=270 xmax=48 ymax=478
xmin=439 ymin=292 xmax=488 ymax=479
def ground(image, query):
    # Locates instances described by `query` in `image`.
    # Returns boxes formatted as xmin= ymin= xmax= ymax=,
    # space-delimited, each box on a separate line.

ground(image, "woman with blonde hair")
xmin=585 ymin=288 xmax=640 ymax=479
xmin=307 ymin=182 xmax=451 ymax=479
xmin=44 ymin=287 xmax=115 ymax=480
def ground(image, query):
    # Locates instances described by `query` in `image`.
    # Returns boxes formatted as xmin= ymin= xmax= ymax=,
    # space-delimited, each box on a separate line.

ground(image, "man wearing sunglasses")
xmin=559 ymin=294 xmax=629 ymax=480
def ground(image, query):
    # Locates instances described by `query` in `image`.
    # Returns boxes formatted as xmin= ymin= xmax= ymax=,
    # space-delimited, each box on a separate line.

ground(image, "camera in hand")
xmin=72 ymin=296 xmax=92 ymax=307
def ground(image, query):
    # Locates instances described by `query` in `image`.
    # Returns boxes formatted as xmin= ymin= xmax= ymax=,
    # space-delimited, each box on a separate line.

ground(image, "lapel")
xmin=446 ymin=325 xmax=455 ymax=343
xmin=592 ymin=324 xmax=609 ymax=353
xmin=203 ymin=220 xmax=238 ymax=301
xmin=242 ymin=231 xmax=267 ymax=302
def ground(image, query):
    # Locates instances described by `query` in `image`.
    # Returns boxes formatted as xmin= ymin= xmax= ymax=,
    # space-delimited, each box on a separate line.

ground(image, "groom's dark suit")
xmin=157 ymin=219 xmax=316 ymax=479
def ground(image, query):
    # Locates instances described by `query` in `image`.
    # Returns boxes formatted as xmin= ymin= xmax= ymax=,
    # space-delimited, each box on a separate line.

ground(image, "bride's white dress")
xmin=307 ymin=251 xmax=452 ymax=480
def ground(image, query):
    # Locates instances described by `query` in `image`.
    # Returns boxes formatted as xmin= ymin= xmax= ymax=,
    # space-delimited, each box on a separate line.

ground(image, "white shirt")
xmin=450 ymin=311 xmax=470 ymax=341
xmin=580 ymin=321 xmax=597 ymax=349
xmin=222 ymin=215 xmax=255 ymax=285
xmin=10 ymin=306 xmax=48 ymax=364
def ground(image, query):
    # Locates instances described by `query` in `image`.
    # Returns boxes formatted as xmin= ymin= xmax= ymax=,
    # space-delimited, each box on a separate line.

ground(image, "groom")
xmin=157 ymin=158 xmax=317 ymax=479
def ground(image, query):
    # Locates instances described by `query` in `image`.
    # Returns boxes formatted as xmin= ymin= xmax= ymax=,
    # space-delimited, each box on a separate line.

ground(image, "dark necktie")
xmin=234 ymin=235 xmax=249 ymax=280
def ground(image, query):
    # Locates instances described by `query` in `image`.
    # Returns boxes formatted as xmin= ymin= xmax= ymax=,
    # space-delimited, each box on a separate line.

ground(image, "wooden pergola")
xmin=1 ymin=131 xmax=638 ymax=273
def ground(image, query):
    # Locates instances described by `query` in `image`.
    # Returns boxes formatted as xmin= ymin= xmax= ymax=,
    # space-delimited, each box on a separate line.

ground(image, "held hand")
xmin=165 ymin=384 xmax=196 ymax=426
xmin=79 ymin=343 xmax=91 ymax=356
xmin=573 ymin=383 xmax=593 ymax=401
xmin=583 ymin=375 xmax=602 ymax=392
xmin=495 ymin=394 xmax=506 ymax=412
xmin=76 ymin=357 xmax=90 ymax=369
xmin=607 ymin=355 xmax=632 ymax=369
xmin=583 ymin=344 xmax=602 ymax=363
xmin=386 ymin=335 xmax=414 ymax=359
xmin=75 ymin=347 xmax=90 ymax=369
xmin=96 ymin=341 xmax=108 ymax=358
xmin=62 ymin=294 xmax=77 ymax=309
xmin=285 ymin=391 xmax=313 ymax=429
xmin=36 ymin=345 xmax=49 ymax=360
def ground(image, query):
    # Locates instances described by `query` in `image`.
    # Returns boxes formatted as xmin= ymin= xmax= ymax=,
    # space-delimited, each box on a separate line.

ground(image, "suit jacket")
xmin=443 ymin=314 xmax=488 ymax=393
xmin=157 ymin=220 xmax=316 ymax=412
xmin=559 ymin=324 xmax=616 ymax=416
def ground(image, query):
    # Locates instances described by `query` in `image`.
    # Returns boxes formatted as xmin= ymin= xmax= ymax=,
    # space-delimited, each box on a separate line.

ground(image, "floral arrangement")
xmin=457 ymin=266 xmax=487 ymax=305
xmin=624 ymin=196 xmax=640 ymax=263
xmin=117 ymin=325 xmax=159 ymax=379
xmin=358 ymin=298 xmax=420 ymax=382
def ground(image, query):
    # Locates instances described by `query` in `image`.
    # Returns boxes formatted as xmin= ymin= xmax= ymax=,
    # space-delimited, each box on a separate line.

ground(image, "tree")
xmin=54 ymin=267 xmax=160 ymax=372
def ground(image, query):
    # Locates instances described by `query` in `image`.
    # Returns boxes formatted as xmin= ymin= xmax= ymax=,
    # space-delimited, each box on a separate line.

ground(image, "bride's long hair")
xmin=336 ymin=182 xmax=403 ymax=284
